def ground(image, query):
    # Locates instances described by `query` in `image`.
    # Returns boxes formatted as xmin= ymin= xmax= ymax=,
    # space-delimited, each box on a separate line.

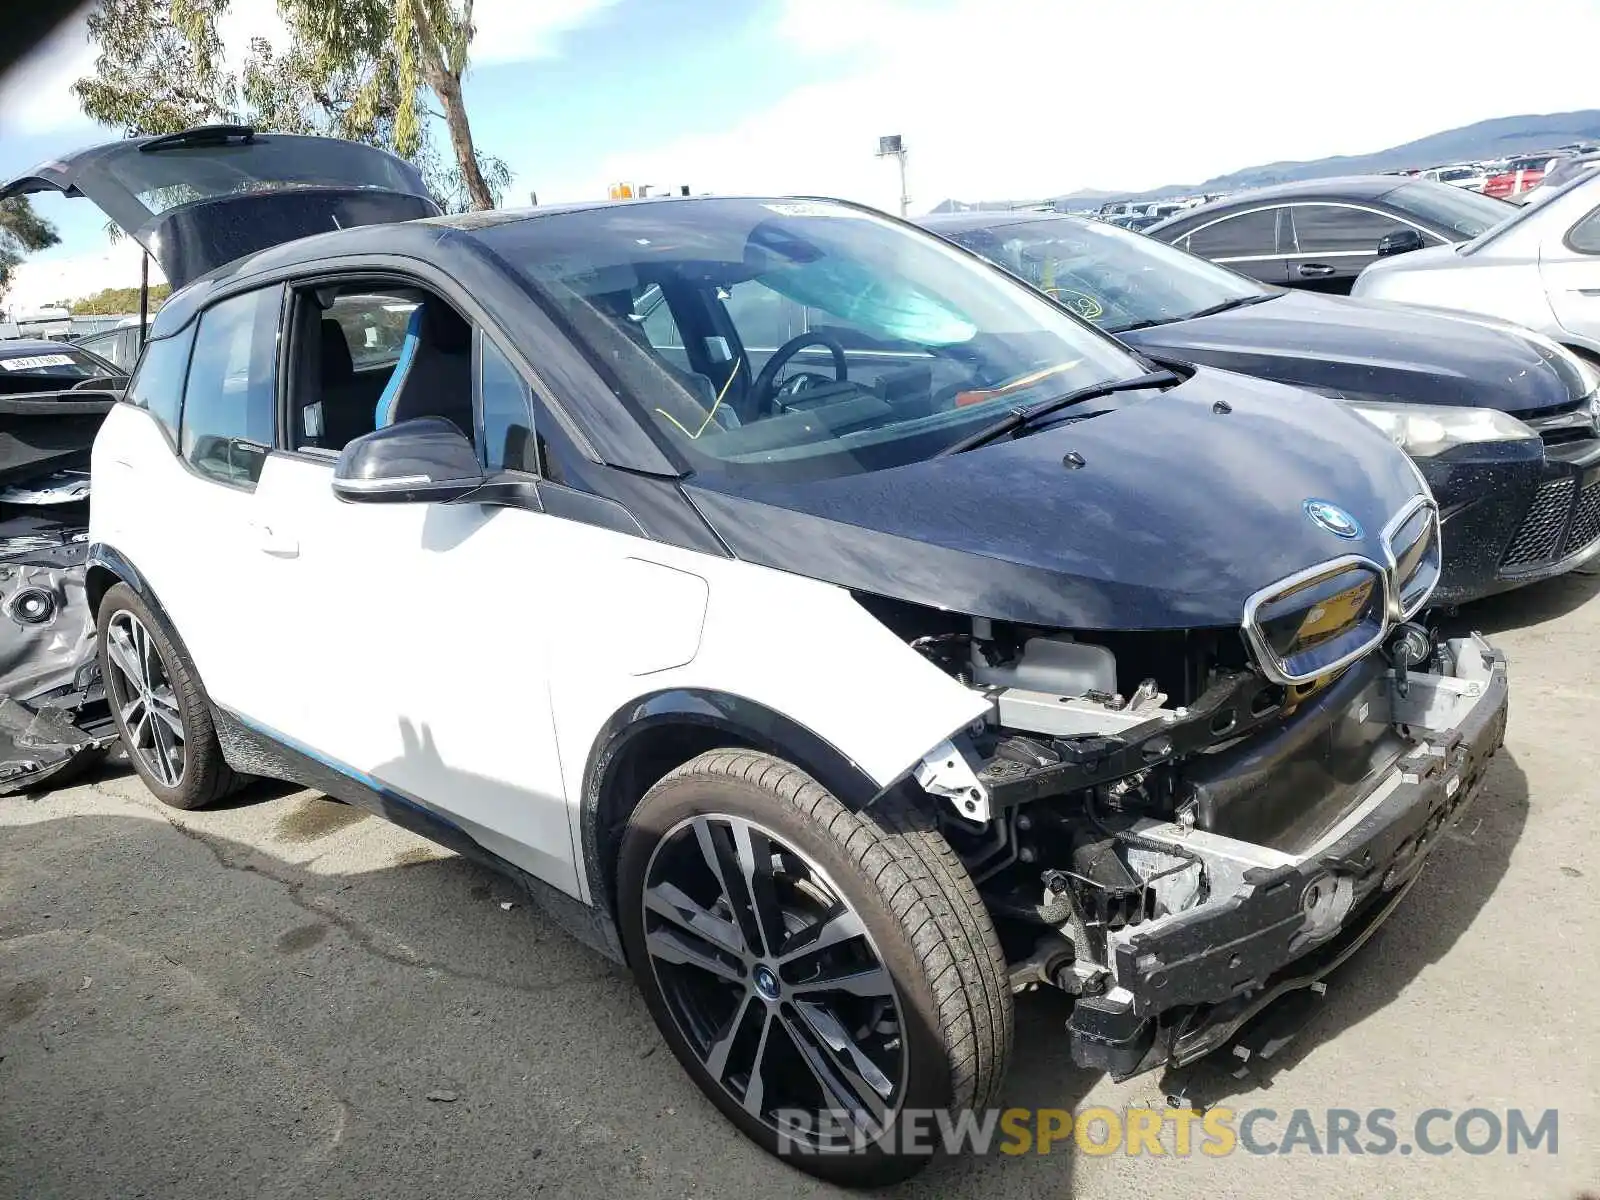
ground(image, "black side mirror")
xmin=1376 ymin=228 xmax=1426 ymax=257
xmin=332 ymin=417 xmax=485 ymax=504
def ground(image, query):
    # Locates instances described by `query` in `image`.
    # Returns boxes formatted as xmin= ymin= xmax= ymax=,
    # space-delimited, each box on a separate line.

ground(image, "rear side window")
xmin=124 ymin=325 xmax=196 ymax=445
xmin=1186 ymin=209 xmax=1280 ymax=259
xmin=1569 ymin=206 xmax=1600 ymax=254
xmin=181 ymin=286 xmax=282 ymax=487
xmin=1290 ymin=205 xmax=1409 ymax=254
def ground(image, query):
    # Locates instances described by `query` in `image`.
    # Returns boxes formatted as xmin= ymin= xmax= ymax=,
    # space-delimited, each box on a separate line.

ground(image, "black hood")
xmin=686 ymin=367 xmax=1427 ymax=631
xmin=1120 ymin=290 xmax=1585 ymax=414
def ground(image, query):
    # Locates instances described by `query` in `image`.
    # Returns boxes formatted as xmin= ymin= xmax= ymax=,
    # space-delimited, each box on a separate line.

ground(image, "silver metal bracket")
xmin=914 ymin=738 xmax=992 ymax=823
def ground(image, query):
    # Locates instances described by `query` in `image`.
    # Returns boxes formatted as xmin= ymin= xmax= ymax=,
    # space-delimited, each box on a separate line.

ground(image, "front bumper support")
xmin=1067 ymin=636 xmax=1509 ymax=1077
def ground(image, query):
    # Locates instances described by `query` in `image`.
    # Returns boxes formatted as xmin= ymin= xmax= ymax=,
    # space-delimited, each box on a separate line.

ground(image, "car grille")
xmin=1570 ymin=479 xmax=1600 ymax=549
xmin=1501 ymin=475 xmax=1600 ymax=570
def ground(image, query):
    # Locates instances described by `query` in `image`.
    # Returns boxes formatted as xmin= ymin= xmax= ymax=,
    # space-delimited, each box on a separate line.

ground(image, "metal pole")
xmin=137 ymin=252 xmax=149 ymax=347
xmin=898 ymin=151 xmax=910 ymax=217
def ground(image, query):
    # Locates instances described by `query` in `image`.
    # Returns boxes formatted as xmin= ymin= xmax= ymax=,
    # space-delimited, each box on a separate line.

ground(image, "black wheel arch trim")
xmin=86 ymin=543 xmax=189 ymax=650
xmin=580 ymin=688 xmax=887 ymax=919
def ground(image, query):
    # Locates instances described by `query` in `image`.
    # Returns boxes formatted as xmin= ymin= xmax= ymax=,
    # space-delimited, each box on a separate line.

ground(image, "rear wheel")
xmin=617 ymin=749 xmax=1012 ymax=1185
xmin=96 ymin=582 xmax=240 ymax=809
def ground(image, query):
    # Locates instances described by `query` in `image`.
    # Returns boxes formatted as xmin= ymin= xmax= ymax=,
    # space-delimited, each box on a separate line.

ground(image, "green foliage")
xmin=74 ymin=0 xmax=508 ymax=213
xmin=0 ymin=196 xmax=61 ymax=301
xmin=69 ymin=284 xmax=173 ymax=315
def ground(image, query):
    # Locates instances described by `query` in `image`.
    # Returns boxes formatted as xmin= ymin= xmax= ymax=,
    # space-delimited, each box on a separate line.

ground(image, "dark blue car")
xmin=922 ymin=209 xmax=1600 ymax=605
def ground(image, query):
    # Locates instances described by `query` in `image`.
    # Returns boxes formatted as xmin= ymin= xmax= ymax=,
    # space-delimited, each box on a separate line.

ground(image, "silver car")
xmin=1353 ymin=163 xmax=1600 ymax=362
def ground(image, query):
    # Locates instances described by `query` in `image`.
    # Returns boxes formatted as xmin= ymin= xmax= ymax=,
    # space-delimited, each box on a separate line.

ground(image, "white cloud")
xmin=0 ymin=0 xmax=607 ymax=140
xmin=472 ymin=0 xmax=621 ymax=66
xmin=564 ymin=0 xmax=1600 ymax=211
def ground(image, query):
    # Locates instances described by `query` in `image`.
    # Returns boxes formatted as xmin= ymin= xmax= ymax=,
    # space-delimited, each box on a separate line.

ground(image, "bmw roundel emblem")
xmin=1304 ymin=499 xmax=1362 ymax=540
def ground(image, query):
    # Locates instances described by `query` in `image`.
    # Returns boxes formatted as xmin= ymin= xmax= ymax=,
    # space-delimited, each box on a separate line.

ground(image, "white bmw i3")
xmin=3 ymin=127 xmax=1508 ymax=1184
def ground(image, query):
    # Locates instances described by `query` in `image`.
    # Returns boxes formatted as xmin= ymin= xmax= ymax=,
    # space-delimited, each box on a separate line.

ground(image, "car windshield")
xmin=480 ymin=198 xmax=1147 ymax=480
xmin=1461 ymin=168 xmax=1600 ymax=253
xmin=1386 ymin=180 xmax=1513 ymax=238
xmin=0 ymin=345 xmax=111 ymax=380
xmin=942 ymin=215 xmax=1270 ymax=334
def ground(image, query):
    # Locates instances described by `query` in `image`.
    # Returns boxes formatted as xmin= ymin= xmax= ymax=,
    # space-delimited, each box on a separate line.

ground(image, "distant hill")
xmin=931 ymin=110 xmax=1600 ymax=213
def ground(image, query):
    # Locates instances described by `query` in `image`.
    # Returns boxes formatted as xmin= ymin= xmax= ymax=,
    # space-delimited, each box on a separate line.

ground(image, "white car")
xmin=5 ymin=128 xmax=1511 ymax=1184
xmin=1420 ymin=165 xmax=1489 ymax=192
xmin=1355 ymin=162 xmax=1600 ymax=361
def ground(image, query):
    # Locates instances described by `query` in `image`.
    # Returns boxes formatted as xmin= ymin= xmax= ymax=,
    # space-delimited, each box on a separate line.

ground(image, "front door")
xmin=249 ymin=283 xmax=578 ymax=895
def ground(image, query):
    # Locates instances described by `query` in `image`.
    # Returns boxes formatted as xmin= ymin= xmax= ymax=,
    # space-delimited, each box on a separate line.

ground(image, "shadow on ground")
xmin=0 ymin=788 xmax=1087 ymax=1199
xmin=1447 ymin=568 xmax=1600 ymax=636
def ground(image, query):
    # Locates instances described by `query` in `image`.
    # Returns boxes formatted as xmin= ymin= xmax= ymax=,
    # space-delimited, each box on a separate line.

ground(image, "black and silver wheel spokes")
xmin=105 ymin=611 xmax=185 ymax=787
xmin=642 ymin=814 xmax=905 ymax=1147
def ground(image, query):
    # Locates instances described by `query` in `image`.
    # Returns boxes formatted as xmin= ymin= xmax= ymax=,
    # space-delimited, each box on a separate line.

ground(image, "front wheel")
xmin=96 ymin=582 xmax=240 ymax=809
xmin=617 ymin=750 xmax=1012 ymax=1185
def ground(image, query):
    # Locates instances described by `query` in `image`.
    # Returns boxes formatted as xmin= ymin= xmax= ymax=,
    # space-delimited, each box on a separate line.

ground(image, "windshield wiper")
xmin=937 ymin=369 xmax=1180 ymax=456
xmin=1105 ymin=293 xmax=1277 ymax=335
xmin=1177 ymin=293 xmax=1278 ymax=322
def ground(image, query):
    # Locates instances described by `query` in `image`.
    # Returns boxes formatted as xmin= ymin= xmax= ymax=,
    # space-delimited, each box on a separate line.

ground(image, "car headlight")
xmin=1341 ymin=399 xmax=1538 ymax=458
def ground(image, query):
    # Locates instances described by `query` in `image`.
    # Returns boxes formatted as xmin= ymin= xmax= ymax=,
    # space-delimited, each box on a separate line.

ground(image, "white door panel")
xmin=89 ymin=406 xmax=293 ymax=726
xmin=1541 ymin=248 xmax=1600 ymax=343
xmin=249 ymin=456 xmax=578 ymax=895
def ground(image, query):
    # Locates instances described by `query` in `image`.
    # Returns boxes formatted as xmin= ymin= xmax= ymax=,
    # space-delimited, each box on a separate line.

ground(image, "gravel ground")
xmin=2 ymin=574 xmax=1597 ymax=1199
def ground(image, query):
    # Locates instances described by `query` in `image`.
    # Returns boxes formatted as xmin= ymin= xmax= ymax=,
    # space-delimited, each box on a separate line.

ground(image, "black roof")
xmin=1146 ymin=175 xmax=1412 ymax=235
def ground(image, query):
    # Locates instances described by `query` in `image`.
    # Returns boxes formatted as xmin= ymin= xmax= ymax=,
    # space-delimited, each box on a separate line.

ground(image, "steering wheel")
xmin=749 ymin=332 xmax=848 ymax=417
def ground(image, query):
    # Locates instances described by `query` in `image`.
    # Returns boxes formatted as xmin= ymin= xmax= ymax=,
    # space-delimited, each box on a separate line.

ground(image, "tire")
xmin=617 ymin=749 xmax=1012 ymax=1185
xmin=95 ymin=582 xmax=241 ymax=810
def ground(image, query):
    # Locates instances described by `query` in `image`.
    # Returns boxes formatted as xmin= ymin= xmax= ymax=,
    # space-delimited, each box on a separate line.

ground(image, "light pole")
xmin=877 ymin=134 xmax=909 ymax=217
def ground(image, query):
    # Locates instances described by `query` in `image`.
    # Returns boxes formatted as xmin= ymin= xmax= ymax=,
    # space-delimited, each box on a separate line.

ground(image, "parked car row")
xmin=0 ymin=127 xmax=1542 ymax=1184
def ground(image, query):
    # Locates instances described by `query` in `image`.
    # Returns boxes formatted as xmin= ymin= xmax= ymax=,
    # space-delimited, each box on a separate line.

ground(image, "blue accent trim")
xmin=224 ymin=707 xmax=468 ymax=835
xmin=375 ymin=305 xmax=424 ymax=428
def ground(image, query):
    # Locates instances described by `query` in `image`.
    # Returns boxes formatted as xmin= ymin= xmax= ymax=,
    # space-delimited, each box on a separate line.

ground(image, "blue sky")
xmin=6 ymin=0 xmax=1600 ymax=308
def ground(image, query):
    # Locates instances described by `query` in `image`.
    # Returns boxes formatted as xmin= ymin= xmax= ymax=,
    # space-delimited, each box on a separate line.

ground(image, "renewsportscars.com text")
xmin=774 ymin=1106 xmax=1560 ymax=1157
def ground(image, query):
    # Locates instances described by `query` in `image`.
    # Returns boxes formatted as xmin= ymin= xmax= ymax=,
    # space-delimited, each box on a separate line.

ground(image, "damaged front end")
xmin=0 ymin=385 xmax=121 ymax=792
xmin=877 ymin=501 xmax=1510 ymax=1079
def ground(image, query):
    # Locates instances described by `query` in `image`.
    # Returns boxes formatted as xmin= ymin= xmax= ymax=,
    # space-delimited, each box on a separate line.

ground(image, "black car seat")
xmin=374 ymin=303 xmax=475 ymax=438
xmin=589 ymin=289 xmax=739 ymax=436
xmin=304 ymin=318 xmax=378 ymax=450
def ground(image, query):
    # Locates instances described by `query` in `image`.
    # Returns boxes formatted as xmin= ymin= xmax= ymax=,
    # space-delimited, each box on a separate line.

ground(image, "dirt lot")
xmin=3 ymin=575 xmax=1597 ymax=1199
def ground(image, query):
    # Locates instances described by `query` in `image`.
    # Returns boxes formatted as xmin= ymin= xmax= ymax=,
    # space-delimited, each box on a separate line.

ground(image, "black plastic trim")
xmin=210 ymin=706 xmax=624 ymax=962
xmin=579 ymin=688 xmax=882 ymax=917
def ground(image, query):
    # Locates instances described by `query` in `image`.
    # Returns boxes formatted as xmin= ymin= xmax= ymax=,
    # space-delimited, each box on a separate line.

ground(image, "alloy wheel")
xmin=642 ymin=812 xmax=908 ymax=1150
xmin=104 ymin=610 xmax=186 ymax=788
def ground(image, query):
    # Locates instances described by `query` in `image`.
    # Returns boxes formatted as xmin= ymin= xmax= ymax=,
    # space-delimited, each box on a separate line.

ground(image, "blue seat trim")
xmin=375 ymin=306 xmax=425 ymax=428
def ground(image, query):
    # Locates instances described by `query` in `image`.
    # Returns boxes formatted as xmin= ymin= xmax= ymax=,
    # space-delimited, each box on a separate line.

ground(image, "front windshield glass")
xmin=481 ymin=198 xmax=1146 ymax=479
xmin=1386 ymin=180 xmax=1512 ymax=238
xmin=944 ymin=215 xmax=1269 ymax=333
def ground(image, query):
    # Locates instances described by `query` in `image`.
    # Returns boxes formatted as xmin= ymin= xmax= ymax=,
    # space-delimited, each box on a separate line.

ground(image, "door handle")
xmin=250 ymin=520 xmax=300 ymax=558
xmin=1298 ymin=263 xmax=1338 ymax=278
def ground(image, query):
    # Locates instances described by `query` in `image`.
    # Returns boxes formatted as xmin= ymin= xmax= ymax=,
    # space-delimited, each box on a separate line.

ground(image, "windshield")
xmin=943 ymin=215 xmax=1270 ymax=333
xmin=0 ymin=345 xmax=112 ymax=380
xmin=480 ymin=198 xmax=1146 ymax=480
xmin=1386 ymin=180 xmax=1512 ymax=238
